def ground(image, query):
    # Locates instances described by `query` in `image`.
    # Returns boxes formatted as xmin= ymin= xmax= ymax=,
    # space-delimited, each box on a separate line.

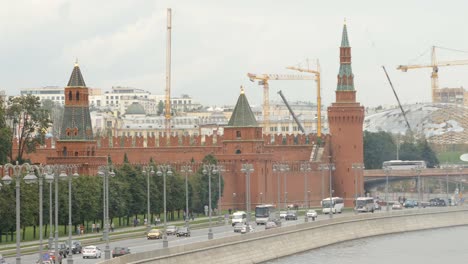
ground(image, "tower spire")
xmin=337 ymin=21 xmax=354 ymax=91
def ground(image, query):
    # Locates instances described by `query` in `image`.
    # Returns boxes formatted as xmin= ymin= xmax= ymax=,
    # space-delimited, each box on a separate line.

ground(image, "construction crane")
xmin=277 ymin=90 xmax=305 ymax=133
xmin=397 ymin=46 xmax=468 ymax=103
xmin=247 ymin=73 xmax=314 ymax=133
xmin=286 ymin=60 xmax=322 ymax=137
xmin=382 ymin=66 xmax=414 ymax=138
xmin=165 ymin=8 xmax=172 ymax=137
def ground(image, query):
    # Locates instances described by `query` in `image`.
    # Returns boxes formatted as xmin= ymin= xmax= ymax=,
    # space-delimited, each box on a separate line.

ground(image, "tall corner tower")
xmin=327 ymin=22 xmax=365 ymax=203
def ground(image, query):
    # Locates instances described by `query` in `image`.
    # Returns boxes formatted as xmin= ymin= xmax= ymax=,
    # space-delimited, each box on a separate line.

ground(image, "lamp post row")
xmin=0 ymin=163 xmax=79 ymax=264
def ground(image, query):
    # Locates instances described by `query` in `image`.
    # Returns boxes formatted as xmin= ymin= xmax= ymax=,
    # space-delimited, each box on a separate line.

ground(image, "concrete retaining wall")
xmin=99 ymin=207 xmax=468 ymax=264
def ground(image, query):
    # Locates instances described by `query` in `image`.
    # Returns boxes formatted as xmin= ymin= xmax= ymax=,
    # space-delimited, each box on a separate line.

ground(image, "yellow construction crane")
xmin=286 ymin=61 xmax=322 ymax=137
xmin=397 ymin=46 xmax=468 ymax=103
xmin=247 ymin=73 xmax=314 ymax=133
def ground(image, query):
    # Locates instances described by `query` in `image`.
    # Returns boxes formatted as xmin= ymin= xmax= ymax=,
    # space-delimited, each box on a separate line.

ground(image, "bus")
xmin=354 ymin=197 xmax=375 ymax=213
xmin=382 ymin=160 xmax=427 ymax=170
xmin=255 ymin=204 xmax=277 ymax=225
xmin=321 ymin=197 xmax=344 ymax=214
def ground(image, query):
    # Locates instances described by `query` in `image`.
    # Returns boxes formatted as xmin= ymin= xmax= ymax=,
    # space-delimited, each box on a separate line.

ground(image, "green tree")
xmin=5 ymin=95 xmax=51 ymax=163
xmin=363 ymin=131 xmax=396 ymax=169
xmin=0 ymin=95 xmax=12 ymax=164
xmin=157 ymin=101 xmax=164 ymax=116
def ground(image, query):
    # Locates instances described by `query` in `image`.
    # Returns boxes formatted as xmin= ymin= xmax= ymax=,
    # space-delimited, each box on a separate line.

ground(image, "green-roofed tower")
xmin=227 ymin=87 xmax=259 ymax=127
xmin=327 ymin=21 xmax=365 ymax=206
xmin=223 ymin=87 xmax=263 ymax=155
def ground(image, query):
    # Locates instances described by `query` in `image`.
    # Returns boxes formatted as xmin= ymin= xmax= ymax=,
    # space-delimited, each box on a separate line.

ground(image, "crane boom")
xmin=382 ymin=66 xmax=413 ymax=137
xmin=286 ymin=60 xmax=322 ymax=137
xmin=247 ymin=73 xmax=314 ymax=133
xmin=277 ymin=90 xmax=305 ymax=133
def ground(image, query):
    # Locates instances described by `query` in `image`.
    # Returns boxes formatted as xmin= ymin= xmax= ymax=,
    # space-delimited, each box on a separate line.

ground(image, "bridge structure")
xmin=363 ymin=166 xmax=468 ymax=196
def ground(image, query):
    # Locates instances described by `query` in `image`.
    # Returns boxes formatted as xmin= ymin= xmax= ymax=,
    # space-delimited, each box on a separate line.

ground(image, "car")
xmin=285 ymin=211 xmax=298 ymax=220
xmin=58 ymin=243 xmax=69 ymax=257
xmin=166 ymin=225 xmax=178 ymax=235
xmin=265 ymin=221 xmax=279 ymax=230
xmin=279 ymin=211 xmax=287 ymax=219
xmin=82 ymin=246 xmax=102 ymax=259
xmin=71 ymin=240 xmax=82 ymax=254
xmin=240 ymin=224 xmax=253 ymax=234
xmin=112 ymin=247 xmax=131 ymax=258
xmin=430 ymin=198 xmax=447 ymax=207
xmin=233 ymin=222 xmax=246 ymax=233
xmin=147 ymin=229 xmax=162 ymax=239
xmin=392 ymin=202 xmax=403 ymax=210
xmin=176 ymin=227 xmax=191 ymax=237
xmin=374 ymin=202 xmax=381 ymax=210
xmin=306 ymin=209 xmax=318 ymax=220
xmin=403 ymin=200 xmax=417 ymax=208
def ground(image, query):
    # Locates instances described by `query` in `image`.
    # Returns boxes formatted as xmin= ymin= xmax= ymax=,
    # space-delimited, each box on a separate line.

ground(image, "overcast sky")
xmin=1 ymin=0 xmax=468 ymax=108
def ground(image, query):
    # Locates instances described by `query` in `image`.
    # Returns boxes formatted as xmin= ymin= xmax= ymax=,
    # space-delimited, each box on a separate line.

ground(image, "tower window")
xmin=236 ymin=131 xmax=241 ymax=139
xmin=76 ymin=91 xmax=80 ymax=101
xmin=68 ymin=91 xmax=72 ymax=101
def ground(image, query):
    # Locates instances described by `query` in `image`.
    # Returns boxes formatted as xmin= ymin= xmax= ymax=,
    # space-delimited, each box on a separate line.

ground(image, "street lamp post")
xmin=272 ymin=163 xmax=289 ymax=209
xmin=412 ymin=165 xmax=422 ymax=209
xmin=300 ymin=162 xmax=311 ymax=222
xmin=59 ymin=165 xmax=79 ymax=264
xmin=241 ymin=163 xmax=254 ymax=232
xmin=180 ymin=164 xmax=192 ymax=227
xmin=48 ymin=170 xmax=54 ymax=250
xmin=142 ymin=165 xmax=155 ymax=232
xmin=202 ymin=164 xmax=218 ymax=240
xmin=215 ymin=165 xmax=225 ymax=220
xmin=283 ymin=165 xmax=289 ymax=209
xmin=233 ymin=193 xmax=237 ymax=211
xmin=98 ymin=165 xmax=115 ymax=259
xmin=383 ymin=165 xmax=391 ymax=212
xmin=33 ymin=165 xmax=54 ymax=264
xmin=2 ymin=162 xmax=38 ymax=264
xmin=327 ymin=164 xmax=335 ymax=219
xmin=157 ymin=164 xmax=173 ymax=248
xmin=318 ymin=165 xmax=325 ymax=203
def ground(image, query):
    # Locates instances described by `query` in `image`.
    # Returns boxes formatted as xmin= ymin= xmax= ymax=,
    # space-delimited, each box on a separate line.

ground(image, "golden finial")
xmin=344 ymin=18 xmax=347 ymax=25
xmin=74 ymin=58 xmax=79 ymax=67
xmin=240 ymin=85 xmax=245 ymax=94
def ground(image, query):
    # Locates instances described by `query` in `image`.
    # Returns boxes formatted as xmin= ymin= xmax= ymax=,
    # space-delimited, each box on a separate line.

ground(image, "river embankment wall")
xmin=99 ymin=207 xmax=468 ymax=264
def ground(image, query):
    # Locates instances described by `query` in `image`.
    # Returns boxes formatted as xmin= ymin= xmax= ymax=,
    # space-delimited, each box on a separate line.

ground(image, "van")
xmin=231 ymin=211 xmax=247 ymax=226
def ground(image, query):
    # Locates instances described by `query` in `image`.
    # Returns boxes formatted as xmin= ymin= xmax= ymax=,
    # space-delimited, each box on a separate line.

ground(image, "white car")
xmin=306 ymin=209 xmax=318 ymax=220
xmin=82 ymin=246 xmax=102 ymax=259
xmin=392 ymin=202 xmax=403 ymax=210
xmin=279 ymin=211 xmax=287 ymax=219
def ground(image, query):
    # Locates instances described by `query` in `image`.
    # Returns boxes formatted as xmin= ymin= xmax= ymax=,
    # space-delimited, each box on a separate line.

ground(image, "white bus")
xmin=321 ymin=197 xmax=344 ymax=214
xmin=382 ymin=160 xmax=427 ymax=170
xmin=354 ymin=197 xmax=375 ymax=213
xmin=255 ymin=204 xmax=277 ymax=225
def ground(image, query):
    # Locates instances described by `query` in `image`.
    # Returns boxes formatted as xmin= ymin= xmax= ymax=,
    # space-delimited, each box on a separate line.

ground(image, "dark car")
xmin=430 ymin=198 xmax=447 ymax=207
xmin=285 ymin=211 xmax=298 ymax=221
xmin=176 ymin=227 xmax=191 ymax=237
xmin=58 ymin=243 xmax=69 ymax=257
xmin=112 ymin=247 xmax=130 ymax=258
xmin=71 ymin=240 xmax=82 ymax=254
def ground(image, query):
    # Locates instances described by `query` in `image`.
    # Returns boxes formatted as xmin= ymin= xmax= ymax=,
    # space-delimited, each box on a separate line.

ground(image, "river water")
xmin=264 ymin=225 xmax=468 ymax=264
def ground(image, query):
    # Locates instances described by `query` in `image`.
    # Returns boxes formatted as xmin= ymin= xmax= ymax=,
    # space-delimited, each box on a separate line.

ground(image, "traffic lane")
xmin=6 ymin=210 xmax=359 ymax=264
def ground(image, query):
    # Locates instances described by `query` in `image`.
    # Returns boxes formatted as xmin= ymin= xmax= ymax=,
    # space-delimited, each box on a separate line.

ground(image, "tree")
xmin=41 ymin=99 xmax=64 ymax=138
xmin=363 ymin=131 xmax=396 ymax=169
xmin=157 ymin=101 xmax=164 ymax=116
xmin=0 ymin=95 xmax=12 ymax=164
xmin=5 ymin=95 xmax=51 ymax=163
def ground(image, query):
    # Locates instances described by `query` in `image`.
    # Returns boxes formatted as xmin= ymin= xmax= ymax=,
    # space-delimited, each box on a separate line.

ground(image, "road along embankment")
xmin=98 ymin=207 xmax=468 ymax=264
